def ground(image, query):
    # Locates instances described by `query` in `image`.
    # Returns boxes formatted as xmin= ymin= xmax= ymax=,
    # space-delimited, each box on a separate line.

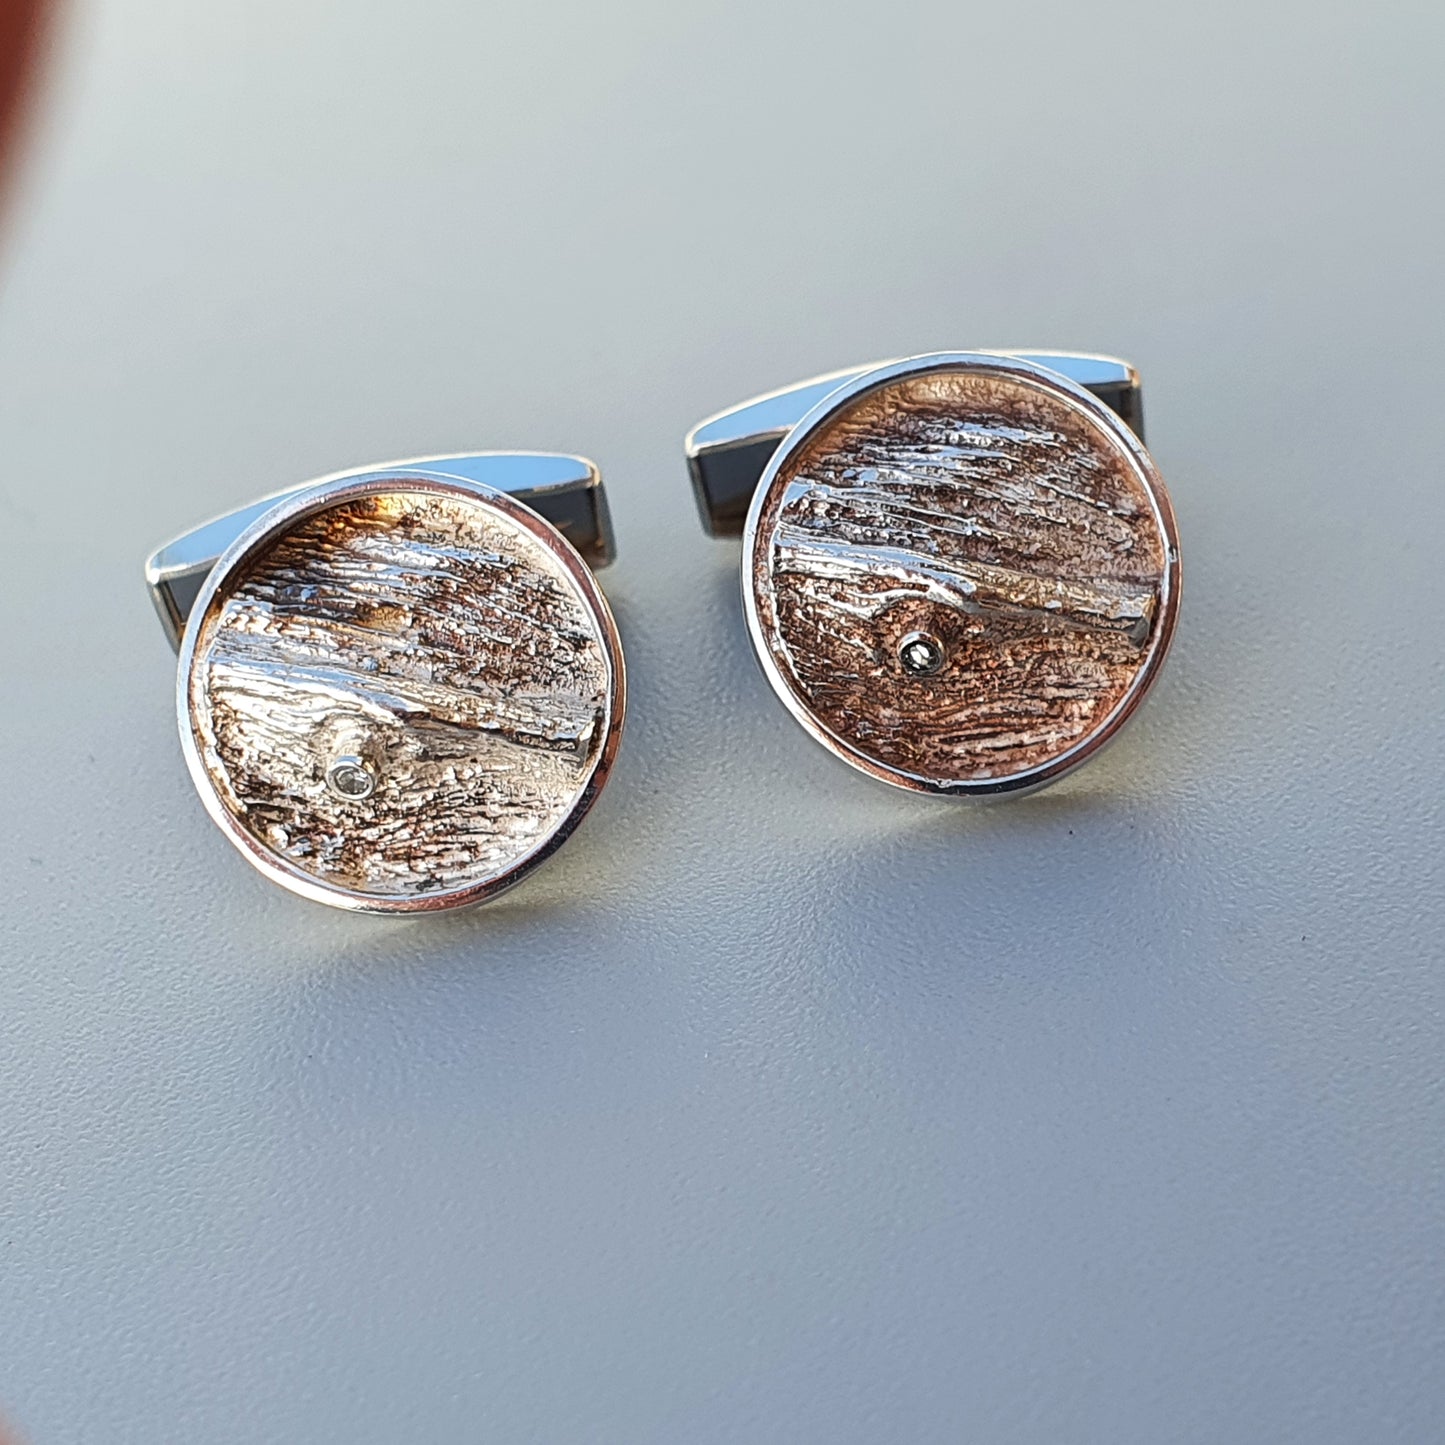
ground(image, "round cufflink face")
xmin=742 ymin=353 xmax=1180 ymax=795
xmin=177 ymin=473 xmax=625 ymax=912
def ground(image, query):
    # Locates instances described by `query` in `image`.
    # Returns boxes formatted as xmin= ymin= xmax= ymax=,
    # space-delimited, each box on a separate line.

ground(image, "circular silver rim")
xmin=740 ymin=351 xmax=1181 ymax=797
xmin=177 ymin=469 xmax=626 ymax=912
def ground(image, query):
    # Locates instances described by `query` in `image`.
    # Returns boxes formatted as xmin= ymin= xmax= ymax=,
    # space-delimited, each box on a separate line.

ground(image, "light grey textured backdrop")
xmin=1 ymin=1 xmax=1442 ymax=1441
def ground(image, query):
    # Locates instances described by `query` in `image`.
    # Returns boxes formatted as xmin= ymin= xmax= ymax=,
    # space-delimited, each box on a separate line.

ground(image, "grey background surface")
xmin=1 ymin=0 xmax=1442 ymax=1441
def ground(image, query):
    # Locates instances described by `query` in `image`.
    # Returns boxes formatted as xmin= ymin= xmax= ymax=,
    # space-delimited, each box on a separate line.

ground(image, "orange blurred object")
xmin=0 ymin=0 xmax=48 ymax=205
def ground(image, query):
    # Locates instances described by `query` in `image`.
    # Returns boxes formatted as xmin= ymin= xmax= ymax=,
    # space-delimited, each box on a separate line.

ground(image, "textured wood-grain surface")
xmin=749 ymin=367 xmax=1173 ymax=787
xmin=186 ymin=487 xmax=616 ymax=900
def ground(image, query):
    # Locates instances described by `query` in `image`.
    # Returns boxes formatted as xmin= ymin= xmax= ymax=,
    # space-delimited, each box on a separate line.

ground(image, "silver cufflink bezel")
xmin=148 ymin=453 xmax=625 ymax=914
xmin=688 ymin=352 xmax=1181 ymax=798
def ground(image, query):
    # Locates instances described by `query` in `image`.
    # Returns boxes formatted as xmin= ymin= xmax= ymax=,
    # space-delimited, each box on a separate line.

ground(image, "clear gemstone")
xmin=326 ymin=757 xmax=375 ymax=800
xmin=899 ymin=632 xmax=945 ymax=677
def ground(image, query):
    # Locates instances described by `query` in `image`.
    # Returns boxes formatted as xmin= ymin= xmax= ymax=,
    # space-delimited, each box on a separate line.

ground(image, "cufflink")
xmin=146 ymin=453 xmax=625 ymax=912
xmin=686 ymin=352 xmax=1179 ymax=796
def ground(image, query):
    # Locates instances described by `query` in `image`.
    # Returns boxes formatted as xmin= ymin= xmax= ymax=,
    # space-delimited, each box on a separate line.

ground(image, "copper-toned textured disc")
xmin=744 ymin=355 xmax=1179 ymax=794
xmin=179 ymin=477 xmax=623 ymax=911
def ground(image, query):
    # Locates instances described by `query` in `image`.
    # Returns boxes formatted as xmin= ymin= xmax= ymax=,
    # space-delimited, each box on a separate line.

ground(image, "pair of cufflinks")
xmin=146 ymin=351 xmax=1181 ymax=914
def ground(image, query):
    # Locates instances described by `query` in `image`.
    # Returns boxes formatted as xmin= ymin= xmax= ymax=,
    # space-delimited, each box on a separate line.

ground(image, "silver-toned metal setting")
xmin=147 ymin=454 xmax=626 ymax=913
xmin=688 ymin=352 xmax=1180 ymax=798
xmin=898 ymin=631 xmax=946 ymax=677
xmin=326 ymin=755 xmax=376 ymax=801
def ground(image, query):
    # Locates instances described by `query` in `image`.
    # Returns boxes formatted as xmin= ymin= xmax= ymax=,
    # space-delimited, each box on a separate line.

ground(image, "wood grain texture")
xmin=749 ymin=367 xmax=1173 ymax=787
xmin=186 ymin=488 xmax=616 ymax=900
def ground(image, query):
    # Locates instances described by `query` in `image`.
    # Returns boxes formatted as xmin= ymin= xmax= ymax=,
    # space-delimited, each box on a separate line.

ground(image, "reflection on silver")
xmin=774 ymin=526 xmax=1157 ymax=643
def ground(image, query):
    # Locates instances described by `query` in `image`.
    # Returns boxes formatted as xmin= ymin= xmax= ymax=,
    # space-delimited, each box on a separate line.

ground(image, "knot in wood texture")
xmin=185 ymin=487 xmax=616 ymax=902
xmin=748 ymin=366 xmax=1175 ymax=789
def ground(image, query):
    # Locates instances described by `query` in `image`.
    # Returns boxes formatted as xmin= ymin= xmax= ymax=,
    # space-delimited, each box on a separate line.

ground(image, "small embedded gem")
xmin=898 ymin=631 xmax=945 ymax=677
xmin=326 ymin=756 xmax=376 ymax=800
